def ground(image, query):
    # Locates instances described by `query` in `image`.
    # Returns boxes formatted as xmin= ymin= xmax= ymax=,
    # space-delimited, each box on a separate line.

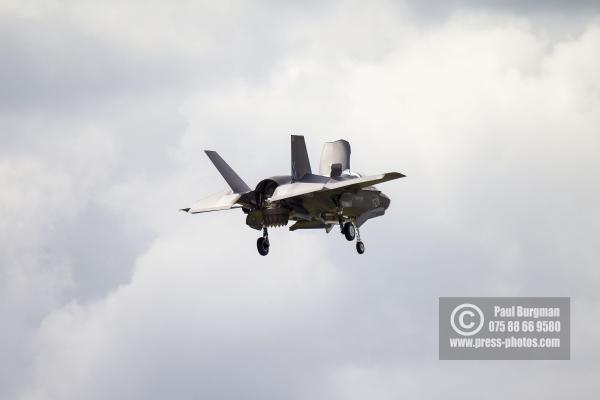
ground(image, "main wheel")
xmin=343 ymin=223 xmax=356 ymax=241
xmin=257 ymin=237 xmax=269 ymax=256
xmin=356 ymin=241 xmax=365 ymax=254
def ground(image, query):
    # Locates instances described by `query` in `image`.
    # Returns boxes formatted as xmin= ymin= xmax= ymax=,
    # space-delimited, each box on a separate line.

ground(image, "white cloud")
xmin=0 ymin=2 xmax=599 ymax=399
xmin=22 ymin=232 xmax=343 ymax=400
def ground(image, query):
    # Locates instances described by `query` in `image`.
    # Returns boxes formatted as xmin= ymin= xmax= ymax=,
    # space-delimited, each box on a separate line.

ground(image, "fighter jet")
xmin=181 ymin=135 xmax=405 ymax=255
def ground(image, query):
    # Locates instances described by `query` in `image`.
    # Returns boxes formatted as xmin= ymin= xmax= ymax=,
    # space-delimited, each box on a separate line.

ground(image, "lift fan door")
xmin=319 ymin=139 xmax=351 ymax=177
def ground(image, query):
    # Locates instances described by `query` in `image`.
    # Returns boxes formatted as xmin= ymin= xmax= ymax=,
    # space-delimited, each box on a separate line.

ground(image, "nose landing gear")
xmin=356 ymin=240 xmax=365 ymax=254
xmin=354 ymin=221 xmax=365 ymax=254
xmin=339 ymin=218 xmax=365 ymax=254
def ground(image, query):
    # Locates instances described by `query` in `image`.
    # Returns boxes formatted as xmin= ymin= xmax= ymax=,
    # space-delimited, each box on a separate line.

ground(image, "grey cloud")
xmin=404 ymin=0 xmax=600 ymax=18
xmin=0 ymin=1 xmax=334 ymax=112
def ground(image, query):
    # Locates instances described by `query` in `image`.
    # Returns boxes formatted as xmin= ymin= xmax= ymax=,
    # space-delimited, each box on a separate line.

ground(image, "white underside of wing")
xmin=268 ymin=172 xmax=403 ymax=202
xmin=188 ymin=190 xmax=241 ymax=213
xmin=269 ymin=182 xmax=324 ymax=202
xmin=322 ymin=173 xmax=387 ymax=190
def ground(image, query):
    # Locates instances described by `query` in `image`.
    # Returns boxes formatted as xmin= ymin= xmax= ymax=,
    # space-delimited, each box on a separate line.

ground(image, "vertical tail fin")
xmin=204 ymin=150 xmax=251 ymax=193
xmin=291 ymin=135 xmax=312 ymax=181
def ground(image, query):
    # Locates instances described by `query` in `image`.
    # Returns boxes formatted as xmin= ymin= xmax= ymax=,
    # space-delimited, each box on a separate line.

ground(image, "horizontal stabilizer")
xmin=184 ymin=190 xmax=242 ymax=214
xmin=204 ymin=151 xmax=251 ymax=193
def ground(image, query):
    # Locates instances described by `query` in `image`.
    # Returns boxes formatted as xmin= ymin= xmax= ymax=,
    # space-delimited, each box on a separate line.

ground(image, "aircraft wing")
xmin=323 ymin=172 xmax=404 ymax=191
xmin=268 ymin=172 xmax=404 ymax=202
xmin=181 ymin=190 xmax=242 ymax=214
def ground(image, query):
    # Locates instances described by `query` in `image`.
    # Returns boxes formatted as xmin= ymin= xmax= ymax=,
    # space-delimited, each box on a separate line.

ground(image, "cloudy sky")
xmin=1 ymin=0 xmax=600 ymax=399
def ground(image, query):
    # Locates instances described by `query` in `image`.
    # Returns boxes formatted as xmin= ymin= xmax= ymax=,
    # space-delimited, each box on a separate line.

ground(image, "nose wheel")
xmin=354 ymin=222 xmax=365 ymax=254
xmin=356 ymin=241 xmax=365 ymax=254
xmin=257 ymin=227 xmax=270 ymax=256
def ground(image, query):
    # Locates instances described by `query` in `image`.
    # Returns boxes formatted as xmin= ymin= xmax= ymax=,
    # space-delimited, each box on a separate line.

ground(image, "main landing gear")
xmin=342 ymin=222 xmax=355 ymax=241
xmin=340 ymin=219 xmax=365 ymax=254
xmin=257 ymin=227 xmax=270 ymax=256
